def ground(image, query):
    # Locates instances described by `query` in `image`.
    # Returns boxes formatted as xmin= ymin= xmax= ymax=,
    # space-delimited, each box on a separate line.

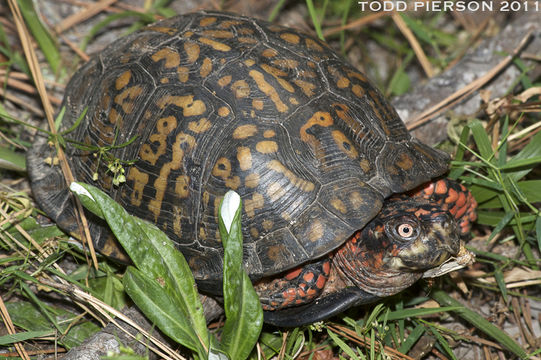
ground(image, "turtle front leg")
xmin=256 ymin=258 xmax=332 ymax=310
xmin=408 ymin=178 xmax=477 ymax=235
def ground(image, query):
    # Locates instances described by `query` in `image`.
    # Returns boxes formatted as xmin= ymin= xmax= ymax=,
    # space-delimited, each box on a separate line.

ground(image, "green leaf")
xmin=500 ymin=156 xmax=541 ymax=171
xmin=327 ymin=329 xmax=361 ymax=360
xmin=123 ymin=267 xmax=206 ymax=355
xmin=388 ymin=54 xmax=412 ymax=96
xmin=0 ymin=146 xmax=26 ymax=172
xmin=427 ymin=325 xmax=457 ymax=360
xmin=5 ymin=301 xmax=100 ymax=349
xmin=70 ymin=182 xmax=211 ymax=357
xmin=380 ymin=306 xmax=461 ymax=321
xmin=219 ymin=191 xmax=263 ymax=360
xmin=468 ymin=120 xmax=494 ymax=160
xmin=0 ymin=330 xmax=54 ymax=345
xmin=449 ymin=125 xmax=471 ymax=179
xmin=17 ymin=0 xmax=61 ymax=74
xmin=536 ymin=216 xmax=541 ymax=254
xmin=397 ymin=323 xmax=425 ymax=354
xmin=487 ymin=211 xmax=514 ymax=241
xmin=431 ymin=289 xmax=528 ymax=359
xmin=494 ymin=268 xmax=508 ymax=303
xmin=508 ymin=131 xmax=541 ymax=181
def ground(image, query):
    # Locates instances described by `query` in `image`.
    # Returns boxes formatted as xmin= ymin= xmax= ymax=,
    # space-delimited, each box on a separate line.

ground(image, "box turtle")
xmin=27 ymin=11 xmax=476 ymax=326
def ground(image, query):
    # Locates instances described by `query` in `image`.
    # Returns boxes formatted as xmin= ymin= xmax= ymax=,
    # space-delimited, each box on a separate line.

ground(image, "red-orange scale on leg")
xmin=259 ymin=258 xmax=332 ymax=311
xmin=409 ymin=178 xmax=477 ymax=235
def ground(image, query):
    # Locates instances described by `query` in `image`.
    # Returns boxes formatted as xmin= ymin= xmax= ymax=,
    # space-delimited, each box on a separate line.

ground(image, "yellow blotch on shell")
xmin=331 ymin=198 xmax=347 ymax=214
xmin=332 ymin=130 xmax=358 ymax=159
xmin=199 ymin=37 xmax=231 ymax=52
xmin=308 ymin=220 xmax=324 ymax=242
xmin=200 ymin=57 xmax=213 ymax=77
xmin=262 ymin=219 xmax=274 ymax=231
xmin=231 ymin=80 xmax=250 ymax=98
xmin=233 ymin=124 xmax=257 ymax=139
xmin=245 ymin=173 xmax=260 ymax=188
xmin=237 ymin=147 xmax=252 ymax=171
xmin=263 ymin=130 xmax=276 ymax=138
xmin=256 ymin=141 xmax=278 ymax=154
xmin=249 ymin=70 xmax=288 ymax=113
xmin=177 ymin=66 xmax=189 ymax=82
xmin=175 ymin=175 xmax=190 ymax=198
xmin=244 ymin=192 xmax=264 ymax=218
xmin=218 ymin=106 xmax=230 ymax=117
xmin=115 ymin=70 xmax=131 ymax=90
xmin=267 ymin=182 xmax=287 ymax=202
xmin=218 ymin=75 xmax=232 ymax=87
xmin=337 ymin=77 xmax=350 ymax=88
xmin=280 ymin=33 xmax=300 ymax=44
xmin=252 ymin=99 xmax=264 ymax=110
xmin=293 ymin=79 xmax=316 ymax=97
xmin=352 ymin=84 xmax=365 ymax=97
xmin=262 ymin=48 xmax=278 ymax=57
xmin=184 ymin=42 xmax=200 ymax=63
xmin=199 ymin=17 xmax=217 ymax=26
xmin=396 ymin=152 xmax=414 ymax=170
xmin=126 ymin=167 xmax=149 ymax=207
xmin=188 ymin=118 xmax=211 ymax=133
xmin=152 ymin=48 xmax=180 ymax=68
xmin=202 ymin=30 xmax=234 ymax=38
xmin=305 ymin=38 xmax=324 ymax=52
xmin=157 ymin=95 xmax=206 ymax=117
xmin=267 ymin=160 xmax=315 ymax=192
xmin=114 ymin=85 xmax=143 ymax=114
xmin=349 ymin=191 xmax=364 ymax=210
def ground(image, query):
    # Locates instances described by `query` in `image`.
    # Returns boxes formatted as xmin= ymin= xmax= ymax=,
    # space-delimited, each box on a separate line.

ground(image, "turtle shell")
xmin=27 ymin=11 xmax=449 ymax=289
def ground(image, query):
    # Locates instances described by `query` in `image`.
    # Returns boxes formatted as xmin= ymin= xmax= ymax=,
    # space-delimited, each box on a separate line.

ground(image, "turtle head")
xmin=334 ymin=198 xmax=461 ymax=297
xmin=379 ymin=199 xmax=461 ymax=271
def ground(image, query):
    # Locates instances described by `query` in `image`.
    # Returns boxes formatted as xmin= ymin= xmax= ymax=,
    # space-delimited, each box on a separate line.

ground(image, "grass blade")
xmin=431 ymin=289 xmax=528 ymax=359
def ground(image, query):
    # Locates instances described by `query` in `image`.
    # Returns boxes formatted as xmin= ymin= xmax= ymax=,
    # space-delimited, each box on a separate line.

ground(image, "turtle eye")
xmin=396 ymin=223 xmax=416 ymax=239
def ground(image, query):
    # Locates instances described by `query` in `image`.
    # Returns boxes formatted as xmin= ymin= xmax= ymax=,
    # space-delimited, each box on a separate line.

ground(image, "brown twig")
xmin=0 ymin=296 xmax=31 ymax=360
xmin=7 ymin=0 xmax=98 ymax=269
xmin=406 ymin=29 xmax=534 ymax=131
xmin=392 ymin=12 xmax=435 ymax=78
xmin=323 ymin=12 xmax=389 ymax=37
xmin=55 ymin=0 xmax=119 ymax=33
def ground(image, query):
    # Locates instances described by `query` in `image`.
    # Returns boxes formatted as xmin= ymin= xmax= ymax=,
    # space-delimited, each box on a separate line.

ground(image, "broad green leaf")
xmin=468 ymin=120 xmax=494 ymax=160
xmin=388 ymin=58 xmax=412 ymax=96
xmin=431 ymin=289 xmax=528 ymax=359
xmin=477 ymin=210 xmax=535 ymax=227
xmin=123 ymin=267 xmax=207 ymax=356
xmin=508 ymin=131 xmax=541 ymax=181
xmin=0 ymin=146 xmax=26 ymax=172
xmin=219 ymin=191 xmax=263 ymax=360
xmin=5 ymin=301 xmax=100 ymax=349
xmin=70 ymin=182 xmax=210 ymax=356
